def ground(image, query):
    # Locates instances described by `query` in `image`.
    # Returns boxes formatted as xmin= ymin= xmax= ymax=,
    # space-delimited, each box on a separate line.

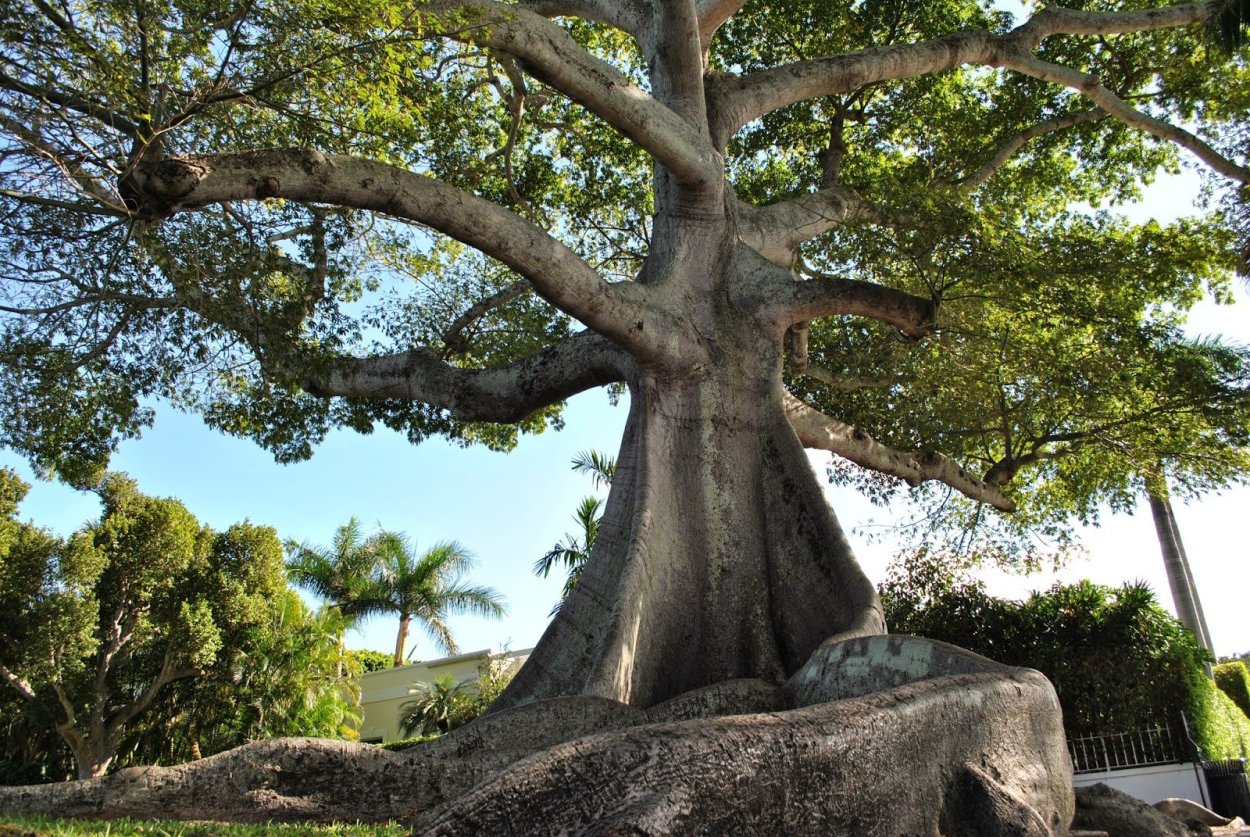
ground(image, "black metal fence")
xmin=1067 ymin=723 xmax=1192 ymax=774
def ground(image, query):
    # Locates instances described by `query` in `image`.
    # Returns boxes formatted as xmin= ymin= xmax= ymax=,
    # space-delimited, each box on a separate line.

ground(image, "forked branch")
xmin=121 ymin=149 xmax=696 ymax=364
xmin=425 ymin=0 xmax=719 ymax=189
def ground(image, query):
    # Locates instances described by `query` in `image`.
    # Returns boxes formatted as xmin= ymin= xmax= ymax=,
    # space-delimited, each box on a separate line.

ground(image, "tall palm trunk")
xmin=1147 ymin=480 xmax=1214 ymax=668
xmin=393 ymin=614 xmax=410 ymax=668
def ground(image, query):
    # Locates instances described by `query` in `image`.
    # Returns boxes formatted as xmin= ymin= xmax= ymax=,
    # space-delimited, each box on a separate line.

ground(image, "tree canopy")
xmin=1 ymin=0 xmax=1246 ymax=550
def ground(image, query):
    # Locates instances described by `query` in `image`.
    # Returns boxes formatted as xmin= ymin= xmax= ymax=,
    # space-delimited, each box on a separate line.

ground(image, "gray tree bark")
xmin=1148 ymin=482 xmax=1215 ymax=660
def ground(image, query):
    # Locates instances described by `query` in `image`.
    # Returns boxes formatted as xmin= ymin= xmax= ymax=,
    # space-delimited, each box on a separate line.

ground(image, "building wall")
xmin=356 ymin=647 xmax=531 ymax=743
xmin=1074 ymin=763 xmax=1210 ymax=808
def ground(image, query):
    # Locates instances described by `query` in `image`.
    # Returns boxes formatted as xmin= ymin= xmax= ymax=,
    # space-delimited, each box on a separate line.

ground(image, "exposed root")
xmin=0 ymin=637 xmax=1074 ymax=835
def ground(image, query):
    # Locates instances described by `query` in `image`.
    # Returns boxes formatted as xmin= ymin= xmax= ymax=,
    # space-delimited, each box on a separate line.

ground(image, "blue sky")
xmin=3 ymin=169 xmax=1249 ymax=662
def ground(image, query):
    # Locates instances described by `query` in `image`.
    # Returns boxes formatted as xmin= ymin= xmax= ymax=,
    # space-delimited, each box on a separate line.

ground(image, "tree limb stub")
xmin=783 ymin=392 xmax=1016 ymax=511
xmin=770 ymin=274 xmax=936 ymax=340
xmin=735 ymin=188 xmax=875 ymax=265
xmin=304 ymin=330 xmax=631 ymax=423
xmin=122 ymin=149 xmax=693 ymax=365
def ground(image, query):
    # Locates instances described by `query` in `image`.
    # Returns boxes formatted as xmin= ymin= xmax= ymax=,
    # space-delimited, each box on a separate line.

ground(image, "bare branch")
xmin=783 ymin=392 xmax=1015 ymax=511
xmin=518 ymin=0 xmax=648 ymax=40
xmin=304 ymin=330 xmax=631 ymax=423
xmin=0 ymin=660 xmax=37 ymax=702
xmin=995 ymin=52 xmax=1250 ymax=183
xmin=122 ymin=149 xmax=696 ymax=363
xmin=957 ymin=109 xmax=1105 ymax=190
xmin=442 ymin=280 xmax=531 ymax=356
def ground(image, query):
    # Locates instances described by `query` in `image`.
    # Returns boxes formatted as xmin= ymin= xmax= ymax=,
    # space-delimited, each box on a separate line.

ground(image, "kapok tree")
xmin=1 ymin=0 xmax=1248 ymax=829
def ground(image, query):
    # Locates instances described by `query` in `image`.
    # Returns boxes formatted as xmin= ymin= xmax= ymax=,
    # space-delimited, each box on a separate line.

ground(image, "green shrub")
xmin=350 ymin=649 xmax=393 ymax=674
xmin=1215 ymin=661 xmax=1250 ymax=720
xmin=1190 ymin=669 xmax=1250 ymax=760
xmin=882 ymin=550 xmax=1210 ymax=739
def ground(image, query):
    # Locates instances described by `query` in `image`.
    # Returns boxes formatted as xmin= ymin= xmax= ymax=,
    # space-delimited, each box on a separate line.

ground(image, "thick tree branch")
xmin=0 ymin=660 xmax=37 ymax=702
xmin=1008 ymin=2 xmax=1219 ymax=46
xmin=711 ymin=3 xmax=1243 ymax=185
xmin=304 ymin=330 xmax=631 ymax=423
xmin=121 ymin=149 xmax=694 ymax=364
xmin=517 ymin=0 xmax=647 ymax=40
xmin=643 ymin=1 xmax=709 ymax=134
xmin=767 ymin=274 xmax=935 ymax=339
xmin=696 ymin=0 xmax=748 ymax=45
xmin=783 ymin=392 xmax=1015 ymax=511
xmin=425 ymin=0 xmax=720 ymax=190
xmin=709 ymin=29 xmax=999 ymax=143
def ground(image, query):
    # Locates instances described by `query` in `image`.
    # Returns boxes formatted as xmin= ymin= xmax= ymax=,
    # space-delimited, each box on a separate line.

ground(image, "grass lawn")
xmin=0 ymin=816 xmax=409 ymax=836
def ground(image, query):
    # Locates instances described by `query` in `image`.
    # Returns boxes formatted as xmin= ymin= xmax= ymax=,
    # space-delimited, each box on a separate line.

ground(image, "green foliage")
xmin=351 ymin=649 xmax=394 ymax=674
xmin=1189 ymin=669 xmax=1250 ymax=760
xmin=0 ymin=471 xmax=356 ymax=780
xmin=1215 ymin=660 xmax=1250 ymax=720
xmin=290 ymin=522 xmax=505 ymax=666
xmin=882 ymin=549 xmax=1212 ymax=738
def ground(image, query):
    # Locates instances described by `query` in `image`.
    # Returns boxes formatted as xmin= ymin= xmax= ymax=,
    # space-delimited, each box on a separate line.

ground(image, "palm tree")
xmin=1147 ymin=477 xmax=1215 ymax=671
xmin=534 ymin=450 xmax=616 ymax=614
xmin=534 ymin=496 xmax=603 ymax=615
xmin=357 ymin=533 xmax=506 ymax=667
xmin=285 ymin=517 xmax=377 ymax=622
xmin=398 ymin=674 xmax=472 ymax=737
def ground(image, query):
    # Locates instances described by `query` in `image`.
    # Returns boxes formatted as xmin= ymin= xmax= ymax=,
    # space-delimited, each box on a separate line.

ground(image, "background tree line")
xmin=0 ymin=470 xmax=376 ymax=783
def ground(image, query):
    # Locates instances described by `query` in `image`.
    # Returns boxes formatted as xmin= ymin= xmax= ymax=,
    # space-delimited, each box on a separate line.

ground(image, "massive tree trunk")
xmin=497 ymin=351 xmax=883 ymax=710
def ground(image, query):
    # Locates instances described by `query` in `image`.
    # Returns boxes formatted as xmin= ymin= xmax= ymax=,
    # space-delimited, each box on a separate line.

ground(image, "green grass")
xmin=0 ymin=815 xmax=409 ymax=836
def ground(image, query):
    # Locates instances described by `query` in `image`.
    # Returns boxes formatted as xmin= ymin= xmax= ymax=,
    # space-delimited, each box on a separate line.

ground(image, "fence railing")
xmin=1067 ymin=722 xmax=1193 ymax=774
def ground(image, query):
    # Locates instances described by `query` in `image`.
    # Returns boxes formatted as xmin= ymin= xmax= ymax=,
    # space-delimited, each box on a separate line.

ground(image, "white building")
xmin=356 ymin=647 xmax=531 ymax=743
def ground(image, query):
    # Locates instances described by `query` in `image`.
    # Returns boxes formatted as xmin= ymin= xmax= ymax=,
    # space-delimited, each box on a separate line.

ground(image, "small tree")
xmin=0 ymin=471 xmax=288 ymax=778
